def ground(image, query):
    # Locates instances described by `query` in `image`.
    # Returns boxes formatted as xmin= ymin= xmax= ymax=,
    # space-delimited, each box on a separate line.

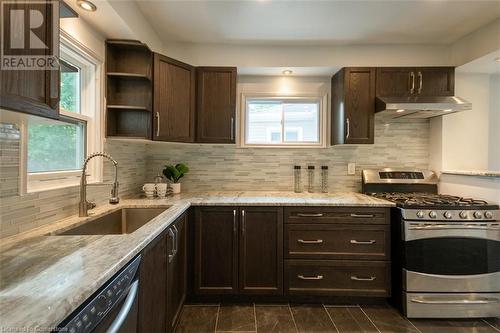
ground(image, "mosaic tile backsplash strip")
xmin=146 ymin=118 xmax=430 ymax=192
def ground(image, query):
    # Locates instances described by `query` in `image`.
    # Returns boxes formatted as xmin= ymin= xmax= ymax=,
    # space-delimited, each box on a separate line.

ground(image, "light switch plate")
xmin=348 ymin=163 xmax=356 ymax=175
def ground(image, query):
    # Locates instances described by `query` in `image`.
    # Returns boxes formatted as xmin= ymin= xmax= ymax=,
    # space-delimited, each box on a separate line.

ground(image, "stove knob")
xmin=474 ymin=211 xmax=483 ymax=219
xmin=416 ymin=211 xmax=425 ymax=219
xmin=459 ymin=211 xmax=468 ymax=219
xmin=443 ymin=211 xmax=453 ymax=219
xmin=484 ymin=211 xmax=493 ymax=219
xmin=429 ymin=211 xmax=437 ymax=219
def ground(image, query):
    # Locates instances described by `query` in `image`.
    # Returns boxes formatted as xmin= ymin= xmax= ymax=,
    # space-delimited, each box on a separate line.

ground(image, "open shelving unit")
xmin=105 ymin=40 xmax=153 ymax=138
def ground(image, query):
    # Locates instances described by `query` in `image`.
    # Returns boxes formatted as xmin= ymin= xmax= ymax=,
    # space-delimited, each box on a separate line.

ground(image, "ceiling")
xmin=133 ymin=0 xmax=500 ymax=46
xmin=457 ymin=50 xmax=500 ymax=74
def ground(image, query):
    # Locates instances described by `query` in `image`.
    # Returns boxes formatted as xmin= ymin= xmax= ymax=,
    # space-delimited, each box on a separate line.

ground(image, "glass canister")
xmin=307 ymin=165 xmax=315 ymax=193
xmin=294 ymin=166 xmax=302 ymax=193
xmin=321 ymin=166 xmax=328 ymax=193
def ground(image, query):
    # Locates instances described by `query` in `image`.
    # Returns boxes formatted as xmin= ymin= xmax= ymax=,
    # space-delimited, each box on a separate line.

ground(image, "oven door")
xmin=402 ymin=221 xmax=500 ymax=292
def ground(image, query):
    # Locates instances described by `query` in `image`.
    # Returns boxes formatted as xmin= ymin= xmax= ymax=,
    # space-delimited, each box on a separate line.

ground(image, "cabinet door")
xmin=153 ymin=54 xmax=195 ymax=142
xmin=138 ymin=231 xmax=170 ymax=333
xmin=344 ymin=68 xmax=376 ymax=144
xmin=376 ymin=67 xmax=415 ymax=97
xmin=167 ymin=214 xmax=187 ymax=332
xmin=194 ymin=207 xmax=238 ymax=294
xmin=415 ymin=67 xmax=454 ymax=96
xmin=196 ymin=67 xmax=236 ymax=143
xmin=239 ymin=207 xmax=284 ymax=295
xmin=0 ymin=1 xmax=59 ymax=119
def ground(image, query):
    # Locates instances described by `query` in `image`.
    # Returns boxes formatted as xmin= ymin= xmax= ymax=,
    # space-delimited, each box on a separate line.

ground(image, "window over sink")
xmin=240 ymin=95 xmax=327 ymax=147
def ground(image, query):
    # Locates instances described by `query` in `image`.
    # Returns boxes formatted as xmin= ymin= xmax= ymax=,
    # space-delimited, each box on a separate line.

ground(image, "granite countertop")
xmin=0 ymin=191 xmax=393 ymax=331
xmin=441 ymin=170 xmax=500 ymax=178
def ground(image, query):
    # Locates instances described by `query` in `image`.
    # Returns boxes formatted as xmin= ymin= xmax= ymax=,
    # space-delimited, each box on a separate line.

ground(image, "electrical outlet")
xmin=347 ymin=163 xmax=356 ymax=175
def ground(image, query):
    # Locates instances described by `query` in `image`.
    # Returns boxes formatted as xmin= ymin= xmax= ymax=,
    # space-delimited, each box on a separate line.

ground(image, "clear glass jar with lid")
xmin=294 ymin=165 xmax=302 ymax=193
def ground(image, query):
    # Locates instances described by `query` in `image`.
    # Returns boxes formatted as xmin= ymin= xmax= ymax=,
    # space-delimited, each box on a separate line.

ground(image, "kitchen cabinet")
xmin=284 ymin=206 xmax=391 ymax=297
xmin=193 ymin=206 xmax=283 ymax=295
xmin=196 ymin=67 xmax=237 ymax=143
xmin=331 ymin=68 xmax=376 ymax=145
xmin=0 ymin=1 xmax=60 ymax=120
xmin=194 ymin=207 xmax=239 ymax=294
xmin=153 ymin=54 xmax=195 ymax=142
xmin=137 ymin=230 xmax=168 ymax=333
xmin=376 ymin=67 xmax=454 ymax=97
xmin=167 ymin=213 xmax=187 ymax=332
xmin=138 ymin=213 xmax=187 ymax=333
xmin=239 ymin=207 xmax=283 ymax=295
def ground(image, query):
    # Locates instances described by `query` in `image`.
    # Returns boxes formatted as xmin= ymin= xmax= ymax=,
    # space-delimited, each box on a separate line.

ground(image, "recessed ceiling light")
xmin=282 ymin=70 xmax=293 ymax=75
xmin=495 ymin=57 xmax=500 ymax=63
xmin=396 ymin=109 xmax=405 ymax=113
xmin=77 ymin=0 xmax=97 ymax=12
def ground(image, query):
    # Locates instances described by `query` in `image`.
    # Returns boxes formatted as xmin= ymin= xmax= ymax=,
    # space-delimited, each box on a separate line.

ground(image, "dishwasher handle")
xmin=106 ymin=280 xmax=139 ymax=333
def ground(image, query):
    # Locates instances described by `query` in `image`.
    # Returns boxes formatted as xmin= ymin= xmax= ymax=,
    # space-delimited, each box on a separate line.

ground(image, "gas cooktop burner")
xmin=371 ymin=192 xmax=491 ymax=208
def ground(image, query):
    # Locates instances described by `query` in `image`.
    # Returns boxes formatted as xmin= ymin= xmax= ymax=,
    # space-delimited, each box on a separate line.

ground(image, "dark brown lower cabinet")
xmin=194 ymin=206 xmax=284 ymax=296
xmin=239 ymin=207 xmax=283 ymax=295
xmin=138 ymin=213 xmax=187 ymax=333
xmin=194 ymin=207 xmax=239 ymax=294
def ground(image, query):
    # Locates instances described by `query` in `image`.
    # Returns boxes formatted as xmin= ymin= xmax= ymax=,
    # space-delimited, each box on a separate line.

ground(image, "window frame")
xmin=239 ymin=93 xmax=328 ymax=148
xmin=24 ymin=30 xmax=104 ymax=193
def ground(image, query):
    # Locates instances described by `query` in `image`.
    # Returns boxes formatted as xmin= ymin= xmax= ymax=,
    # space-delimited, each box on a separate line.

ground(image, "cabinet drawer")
xmin=285 ymin=260 xmax=390 ymax=297
xmin=285 ymin=207 xmax=389 ymax=225
xmin=285 ymin=224 xmax=390 ymax=260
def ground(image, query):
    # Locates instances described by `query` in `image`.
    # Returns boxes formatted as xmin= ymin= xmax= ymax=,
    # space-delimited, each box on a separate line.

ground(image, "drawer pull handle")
xmin=298 ymin=275 xmax=324 ymax=280
xmin=298 ymin=239 xmax=323 ymax=244
xmin=350 ymin=213 xmax=375 ymax=218
xmin=297 ymin=213 xmax=324 ymax=217
xmin=351 ymin=276 xmax=376 ymax=281
xmin=350 ymin=240 xmax=376 ymax=245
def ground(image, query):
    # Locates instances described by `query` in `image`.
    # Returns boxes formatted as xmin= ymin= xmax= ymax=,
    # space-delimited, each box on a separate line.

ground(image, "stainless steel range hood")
xmin=375 ymin=96 xmax=472 ymax=119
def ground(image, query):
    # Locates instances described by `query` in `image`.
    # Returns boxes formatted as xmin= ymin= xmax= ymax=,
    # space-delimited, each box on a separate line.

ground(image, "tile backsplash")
xmin=146 ymin=117 xmax=430 ymax=192
xmin=0 ymin=116 xmax=429 ymax=238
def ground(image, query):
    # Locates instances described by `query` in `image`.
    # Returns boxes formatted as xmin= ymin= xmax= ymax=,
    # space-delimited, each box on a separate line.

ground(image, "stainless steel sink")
xmin=56 ymin=207 xmax=169 ymax=235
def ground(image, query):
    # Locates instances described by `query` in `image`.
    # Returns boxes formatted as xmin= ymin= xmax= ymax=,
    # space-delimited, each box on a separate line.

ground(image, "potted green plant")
xmin=162 ymin=163 xmax=189 ymax=194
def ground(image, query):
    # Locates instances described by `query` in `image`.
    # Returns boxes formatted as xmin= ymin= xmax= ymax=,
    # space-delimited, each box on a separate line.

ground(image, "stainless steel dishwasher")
xmin=57 ymin=256 xmax=141 ymax=333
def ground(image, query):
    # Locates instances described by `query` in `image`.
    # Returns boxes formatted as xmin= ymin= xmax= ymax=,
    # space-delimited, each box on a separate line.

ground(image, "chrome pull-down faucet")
xmin=79 ymin=152 xmax=119 ymax=217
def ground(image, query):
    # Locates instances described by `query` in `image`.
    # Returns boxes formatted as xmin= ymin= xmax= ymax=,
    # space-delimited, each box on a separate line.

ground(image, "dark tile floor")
xmin=174 ymin=303 xmax=500 ymax=333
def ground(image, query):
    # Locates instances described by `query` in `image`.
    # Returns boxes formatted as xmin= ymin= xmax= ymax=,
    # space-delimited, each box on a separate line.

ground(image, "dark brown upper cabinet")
xmin=0 ymin=1 xmax=60 ymax=120
xmin=105 ymin=40 xmax=153 ymax=139
xmin=196 ymin=67 xmax=237 ymax=143
xmin=153 ymin=54 xmax=195 ymax=142
xmin=331 ymin=67 xmax=376 ymax=145
xmin=376 ymin=67 xmax=454 ymax=97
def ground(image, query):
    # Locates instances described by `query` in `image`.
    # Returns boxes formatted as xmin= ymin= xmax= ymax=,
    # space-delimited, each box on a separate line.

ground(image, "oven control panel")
xmin=402 ymin=209 xmax=499 ymax=221
xmin=60 ymin=255 xmax=141 ymax=333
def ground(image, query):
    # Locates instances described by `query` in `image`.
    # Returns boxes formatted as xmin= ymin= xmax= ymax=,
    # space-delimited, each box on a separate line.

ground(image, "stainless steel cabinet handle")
xmin=346 ymin=117 xmax=350 ymax=139
xmin=409 ymin=72 xmax=415 ymax=94
xmin=297 ymin=213 xmax=324 ymax=217
xmin=298 ymin=275 xmax=324 ymax=280
xmin=230 ymin=117 xmax=235 ymax=140
xmin=350 ymin=240 xmax=376 ymax=245
xmin=417 ymin=71 xmax=423 ymax=94
xmin=156 ymin=112 xmax=160 ymax=137
xmin=350 ymin=213 xmax=375 ymax=218
xmin=351 ymin=276 xmax=376 ymax=281
xmin=298 ymin=239 xmax=323 ymax=244
xmin=233 ymin=209 xmax=237 ymax=234
xmin=172 ymin=225 xmax=178 ymax=256
xmin=106 ymin=280 xmax=139 ymax=333
xmin=410 ymin=298 xmax=499 ymax=305
xmin=168 ymin=228 xmax=175 ymax=263
xmin=241 ymin=209 xmax=246 ymax=235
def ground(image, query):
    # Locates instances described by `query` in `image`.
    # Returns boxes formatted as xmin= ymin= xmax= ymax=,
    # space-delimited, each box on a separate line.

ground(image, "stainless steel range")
xmin=362 ymin=169 xmax=500 ymax=318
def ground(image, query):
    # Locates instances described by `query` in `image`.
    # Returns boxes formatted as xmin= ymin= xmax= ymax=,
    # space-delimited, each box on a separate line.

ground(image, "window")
xmin=26 ymin=33 xmax=102 ymax=192
xmin=241 ymin=95 xmax=327 ymax=147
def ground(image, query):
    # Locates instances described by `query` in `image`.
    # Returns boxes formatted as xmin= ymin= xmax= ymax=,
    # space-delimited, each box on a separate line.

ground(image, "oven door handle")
xmin=410 ymin=297 xmax=499 ymax=305
xmin=106 ymin=280 xmax=139 ymax=333
xmin=408 ymin=225 xmax=500 ymax=231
